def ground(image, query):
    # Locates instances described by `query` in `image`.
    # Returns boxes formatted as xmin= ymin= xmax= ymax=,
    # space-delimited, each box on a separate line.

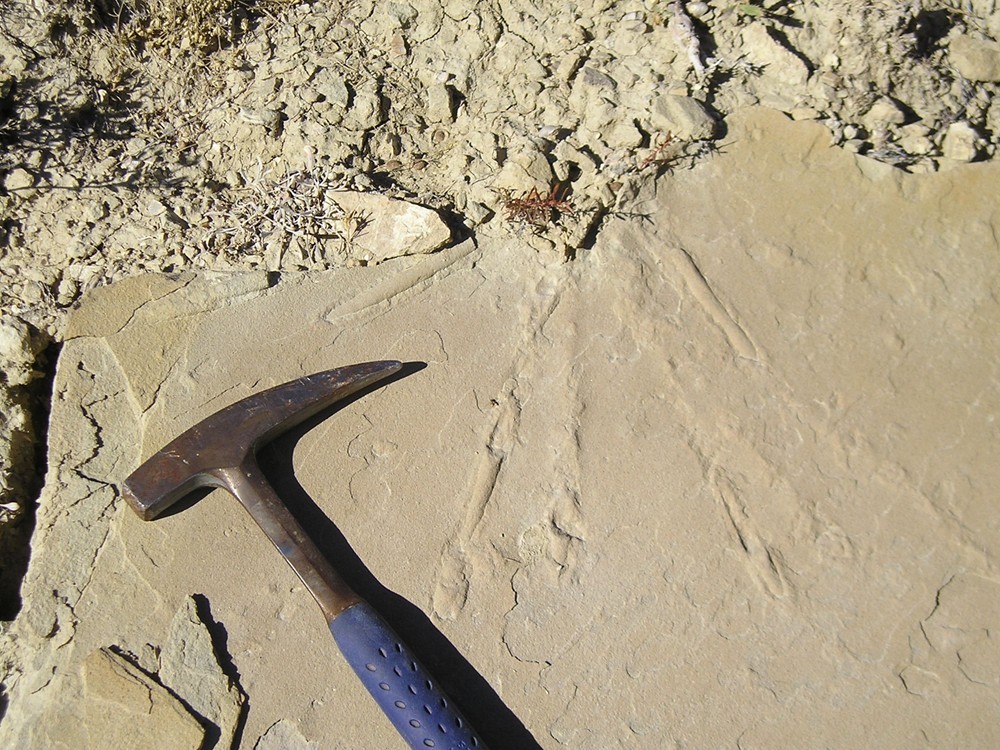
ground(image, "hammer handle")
xmin=225 ymin=462 xmax=486 ymax=747
xmin=330 ymin=601 xmax=487 ymax=750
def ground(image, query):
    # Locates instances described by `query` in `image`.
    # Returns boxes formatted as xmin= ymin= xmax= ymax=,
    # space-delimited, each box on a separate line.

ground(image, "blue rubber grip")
xmin=330 ymin=602 xmax=486 ymax=749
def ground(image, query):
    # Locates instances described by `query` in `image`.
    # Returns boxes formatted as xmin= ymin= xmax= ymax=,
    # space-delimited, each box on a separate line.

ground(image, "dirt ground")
xmin=1 ymin=1 xmax=999 ymax=748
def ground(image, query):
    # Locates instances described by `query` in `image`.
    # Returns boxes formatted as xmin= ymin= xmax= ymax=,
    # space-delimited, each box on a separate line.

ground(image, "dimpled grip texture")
xmin=330 ymin=602 xmax=486 ymax=749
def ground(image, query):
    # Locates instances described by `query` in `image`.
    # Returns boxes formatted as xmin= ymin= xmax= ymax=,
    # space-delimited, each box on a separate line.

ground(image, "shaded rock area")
xmin=1 ymin=109 xmax=997 ymax=747
xmin=0 ymin=316 xmax=48 ymax=619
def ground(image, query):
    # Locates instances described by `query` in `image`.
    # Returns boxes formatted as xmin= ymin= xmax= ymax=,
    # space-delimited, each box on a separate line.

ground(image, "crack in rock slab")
xmin=160 ymin=596 xmax=247 ymax=749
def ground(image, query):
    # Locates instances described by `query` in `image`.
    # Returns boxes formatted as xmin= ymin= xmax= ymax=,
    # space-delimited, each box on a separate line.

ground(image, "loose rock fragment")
xmin=83 ymin=648 xmax=205 ymax=749
xmin=342 ymin=87 xmax=383 ymax=131
xmin=862 ymin=97 xmax=907 ymax=129
xmin=608 ymin=119 xmax=644 ymax=149
xmin=648 ymin=94 xmax=717 ymax=140
xmin=328 ymin=191 xmax=452 ymax=264
xmin=941 ymin=121 xmax=981 ymax=162
xmin=425 ymin=83 xmax=455 ymax=123
xmin=741 ymin=23 xmax=810 ymax=87
xmin=0 ymin=316 xmax=46 ymax=387
xmin=313 ymin=69 xmax=351 ymax=112
xmin=949 ymin=34 xmax=1000 ymax=82
xmin=3 ymin=168 xmax=35 ymax=194
xmin=899 ymin=123 xmax=934 ymax=156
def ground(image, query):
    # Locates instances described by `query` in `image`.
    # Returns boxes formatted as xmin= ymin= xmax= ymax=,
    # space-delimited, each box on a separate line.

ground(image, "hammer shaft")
xmin=222 ymin=458 xmax=486 ymax=748
xmin=219 ymin=458 xmax=362 ymax=621
xmin=123 ymin=363 xmax=490 ymax=747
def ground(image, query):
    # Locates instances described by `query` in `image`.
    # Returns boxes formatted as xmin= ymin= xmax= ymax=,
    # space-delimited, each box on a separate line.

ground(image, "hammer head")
xmin=121 ymin=361 xmax=402 ymax=520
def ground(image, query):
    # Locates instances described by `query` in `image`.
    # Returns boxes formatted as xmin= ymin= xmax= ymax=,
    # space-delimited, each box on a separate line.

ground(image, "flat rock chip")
xmin=83 ymin=648 xmax=205 ymax=749
xmin=331 ymin=191 xmax=452 ymax=265
xmin=950 ymin=34 xmax=1000 ymax=82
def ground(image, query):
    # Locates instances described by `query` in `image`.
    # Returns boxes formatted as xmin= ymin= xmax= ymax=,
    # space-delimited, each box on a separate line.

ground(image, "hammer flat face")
xmin=121 ymin=361 xmax=402 ymax=520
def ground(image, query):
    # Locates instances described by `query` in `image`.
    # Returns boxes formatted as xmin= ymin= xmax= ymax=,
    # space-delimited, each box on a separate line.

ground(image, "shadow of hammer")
xmin=121 ymin=361 xmax=487 ymax=750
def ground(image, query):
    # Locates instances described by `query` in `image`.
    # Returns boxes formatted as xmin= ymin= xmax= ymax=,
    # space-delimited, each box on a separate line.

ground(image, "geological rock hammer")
xmin=121 ymin=361 xmax=486 ymax=749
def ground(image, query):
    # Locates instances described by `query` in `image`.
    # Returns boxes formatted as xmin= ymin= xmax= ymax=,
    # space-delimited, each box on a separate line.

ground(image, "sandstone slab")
xmin=2 ymin=108 xmax=998 ymax=749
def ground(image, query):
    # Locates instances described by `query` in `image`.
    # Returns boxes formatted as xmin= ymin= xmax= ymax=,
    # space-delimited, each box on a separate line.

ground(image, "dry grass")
xmin=202 ymin=163 xmax=370 ymax=265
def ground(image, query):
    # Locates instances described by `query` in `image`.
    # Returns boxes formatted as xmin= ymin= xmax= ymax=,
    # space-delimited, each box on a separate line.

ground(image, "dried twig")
xmin=671 ymin=0 xmax=706 ymax=76
xmin=638 ymin=131 xmax=676 ymax=171
xmin=499 ymin=184 xmax=576 ymax=227
xmin=203 ymin=163 xmax=356 ymax=260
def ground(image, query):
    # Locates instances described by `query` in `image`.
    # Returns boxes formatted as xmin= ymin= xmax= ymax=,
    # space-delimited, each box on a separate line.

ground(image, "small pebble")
xmin=3 ymin=168 xmax=35 ymax=192
xmin=790 ymin=107 xmax=821 ymax=120
xmin=941 ymin=121 xmax=980 ymax=162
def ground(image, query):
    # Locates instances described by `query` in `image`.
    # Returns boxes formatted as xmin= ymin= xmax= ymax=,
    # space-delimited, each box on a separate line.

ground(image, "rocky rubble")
xmin=1 ymin=1 xmax=999 ymax=332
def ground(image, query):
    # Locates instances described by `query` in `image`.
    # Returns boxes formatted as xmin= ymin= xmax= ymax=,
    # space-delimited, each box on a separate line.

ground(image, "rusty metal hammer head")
xmin=121 ymin=361 xmax=402 ymax=521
